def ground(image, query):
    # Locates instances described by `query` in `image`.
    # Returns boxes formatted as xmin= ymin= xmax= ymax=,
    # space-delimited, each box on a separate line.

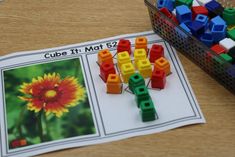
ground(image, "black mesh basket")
xmin=145 ymin=0 xmax=235 ymax=94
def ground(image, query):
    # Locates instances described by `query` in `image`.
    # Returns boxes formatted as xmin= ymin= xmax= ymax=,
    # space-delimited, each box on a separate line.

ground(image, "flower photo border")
xmin=0 ymin=56 xmax=101 ymax=156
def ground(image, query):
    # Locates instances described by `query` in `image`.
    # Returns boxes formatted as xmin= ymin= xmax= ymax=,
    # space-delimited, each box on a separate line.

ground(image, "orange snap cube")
xmin=135 ymin=37 xmax=148 ymax=53
xmin=106 ymin=74 xmax=122 ymax=94
xmin=154 ymin=57 xmax=171 ymax=75
xmin=98 ymin=49 xmax=113 ymax=65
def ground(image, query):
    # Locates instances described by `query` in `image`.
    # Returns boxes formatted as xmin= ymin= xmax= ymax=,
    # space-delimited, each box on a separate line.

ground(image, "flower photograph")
xmin=3 ymin=58 xmax=96 ymax=149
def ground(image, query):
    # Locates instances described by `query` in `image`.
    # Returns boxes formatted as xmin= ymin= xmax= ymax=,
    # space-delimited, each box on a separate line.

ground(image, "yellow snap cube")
xmin=117 ymin=51 xmax=131 ymax=69
xmin=134 ymin=49 xmax=147 ymax=67
xmin=154 ymin=57 xmax=171 ymax=75
xmin=137 ymin=59 xmax=152 ymax=78
xmin=120 ymin=63 xmax=135 ymax=83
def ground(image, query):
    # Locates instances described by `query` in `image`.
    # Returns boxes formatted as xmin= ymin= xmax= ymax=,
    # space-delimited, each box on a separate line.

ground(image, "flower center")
xmin=45 ymin=90 xmax=57 ymax=98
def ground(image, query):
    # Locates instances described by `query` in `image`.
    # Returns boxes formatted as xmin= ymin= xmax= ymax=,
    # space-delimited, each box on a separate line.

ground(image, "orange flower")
xmin=19 ymin=73 xmax=86 ymax=117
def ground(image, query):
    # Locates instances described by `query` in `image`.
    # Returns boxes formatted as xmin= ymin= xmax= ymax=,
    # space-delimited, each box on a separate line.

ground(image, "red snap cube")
xmin=151 ymin=69 xmax=166 ymax=89
xmin=149 ymin=44 xmax=164 ymax=63
xmin=159 ymin=8 xmax=179 ymax=25
xmin=117 ymin=39 xmax=131 ymax=55
xmin=100 ymin=62 xmax=116 ymax=82
xmin=192 ymin=6 xmax=208 ymax=20
xmin=211 ymin=44 xmax=227 ymax=55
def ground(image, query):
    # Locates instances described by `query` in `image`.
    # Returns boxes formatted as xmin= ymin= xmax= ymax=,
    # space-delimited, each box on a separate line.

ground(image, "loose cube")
xmin=176 ymin=5 xmax=192 ymax=23
xmin=223 ymin=7 xmax=235 ymax=25
xmin=219 ymin=38 xmax=235 ymax=51
xmin=192 ymin=6 xmax=208 ymax=19
xmin=157 ymin=0 xmax=174 ymax=12
xmin=227 ymin=28 xmax=235 ymax=41
xmin=211 ymin=44 xmax=227 ymax=55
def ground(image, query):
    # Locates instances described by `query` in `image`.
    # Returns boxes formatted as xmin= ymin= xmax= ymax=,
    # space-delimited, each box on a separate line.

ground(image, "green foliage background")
xmin=3 ymin=58 xmax=95 ymax=149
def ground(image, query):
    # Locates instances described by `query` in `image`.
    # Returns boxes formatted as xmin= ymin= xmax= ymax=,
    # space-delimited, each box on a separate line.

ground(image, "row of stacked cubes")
xmin=156 ymin=0 xmax=235 ymax=68
xmin=97 ymin=37 xmax=171 ymax=122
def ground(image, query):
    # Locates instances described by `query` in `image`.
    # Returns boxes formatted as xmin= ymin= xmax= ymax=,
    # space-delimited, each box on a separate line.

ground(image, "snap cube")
xmin=140 ymin=99 xmax=156 ymax=122
xmin=192 ymin=6 xmax=208 ymax=19
xmin=137 ymin=59 xmax=152 ymax=78
xmin=211 ymin=44 xmax=226 ymax=55
xmin=135 ymin=37 xmax=148 ymax=53
xmin=179 ymin=23 xmax=191 ymax=34
xmin=157 ymin=0 xmax=174 ymax=12
xmin=176 ymin=5 xmax=192 ymax=23
xmin=227 ymin=28 xmax=235 ymax=41
xmin=120 ymin=62 xmax=135 ymax=83
xmin=219 ymin=38 xmax=235 ymax=51
xmin=195 ymin=14 xmax=209 ymax=30
xmin=200 ymin=32 xmax=214 ymax=47
xmin=205 ymin=0 xmax=224 ymax=18
xmin=228 ymin=47 xmax=235 ymax=60
xmin=151 ymin=69 xmax=166 ymax=89
xmin=128 ymin=73 xmax=145 ymax=93
xmin=117 ymin=39 xmax=131 ymax=55
xmin=220 ymin=53 xmax=233 ymax=63
xmin=211 ymin=24 xmax=226 ymax=42
xmin=159 ymin=8 xmax=179 ymax=24
xmin=106 ymin=74 xmax=122 ymax=94
xmin=223 ymin=8 xmax=235 ymax=25
xmin=209 ymin=15 xmax=226 ymax=30
xmin=175 ymin=0 xmax=193 ymax=8
xmin=98 ymin=49 xmax=113 ymax=65
xmin=196 ymin=0 xmax=212 ymax=6
xmin=117 ymin=51 xmax=131 ymax=69
xmin=134 ymin=49 xmax=147 ymax=66
xmin=186 ymin=21 xmax=205 ymax=37
xmin=154 ymin=57 xmax=171 ymax=75
xmin=149 ymin=44 xmax=164 ymax=63
xmin=100 ymin=62 xmax=116 ymax=82
xmin=134 ymin=86 xmax=150 ymax=108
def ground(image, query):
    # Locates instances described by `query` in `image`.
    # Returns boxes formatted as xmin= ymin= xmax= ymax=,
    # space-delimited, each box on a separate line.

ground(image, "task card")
xmin=0 ymin=31 xmax=205 ymax=157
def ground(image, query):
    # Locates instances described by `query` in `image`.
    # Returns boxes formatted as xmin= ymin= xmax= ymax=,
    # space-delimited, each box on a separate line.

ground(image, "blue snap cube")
xmin=205 ymin=0 xmax=224 ymax=18
xmin=179 ymin=23 xmax=191 ymax=34
xmin=209 ymin=15 xmax=226 ymax=29
xmin=176 ymin=5 xmax=192 ymax=23
xmin=200 ymin=32 xmax=214 ymax=47
xmin=195 ymin=14 xmax=209 ymax=30
xmin=211 ymin=24 xmax=226 ymax=42
xmin=157 ymin=0 xmax=174 ymax=12
xmin=186 ymin=21 xmax=205 ymax=37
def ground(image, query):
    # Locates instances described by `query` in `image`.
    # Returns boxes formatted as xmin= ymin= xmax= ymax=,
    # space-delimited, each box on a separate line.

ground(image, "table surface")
xmin=0 ymin=0 xmax=235 ymax=157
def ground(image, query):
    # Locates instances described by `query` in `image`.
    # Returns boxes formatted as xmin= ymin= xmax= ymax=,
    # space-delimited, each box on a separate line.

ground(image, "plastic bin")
xmin=144 ymin=0 xmax=235 ymax=94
